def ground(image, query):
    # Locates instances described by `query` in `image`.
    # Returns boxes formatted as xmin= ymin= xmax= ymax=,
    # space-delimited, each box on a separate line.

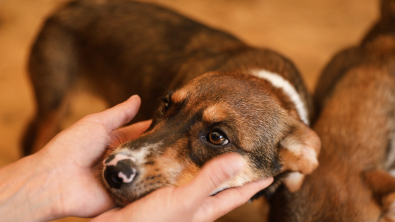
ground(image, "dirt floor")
xmin=0 ymin=0 xmax=379 ymax=221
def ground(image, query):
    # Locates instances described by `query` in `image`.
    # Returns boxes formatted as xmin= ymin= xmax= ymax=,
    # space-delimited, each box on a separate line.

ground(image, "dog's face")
xmin=101 ymin=72 xmax=320 ymax=206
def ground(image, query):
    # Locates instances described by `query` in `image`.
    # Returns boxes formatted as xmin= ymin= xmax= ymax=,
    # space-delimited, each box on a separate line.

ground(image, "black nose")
xmin=103 ymin=154 xmax=138 ymax=189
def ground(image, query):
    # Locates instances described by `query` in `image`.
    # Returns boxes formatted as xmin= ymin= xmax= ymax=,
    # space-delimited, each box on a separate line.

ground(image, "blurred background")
xmin=0 ymin=0 xmax=378 ymax=221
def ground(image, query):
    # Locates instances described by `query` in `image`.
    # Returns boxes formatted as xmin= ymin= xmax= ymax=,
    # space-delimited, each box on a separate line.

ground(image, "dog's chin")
xmin=112 ymin=194 xmax=132 ymax=207
xmin=108 ymin=184 xmax=167 ymax=207
xmin=110 ymin=191 xmax=143 ymax=207
xmin=111 ymin=186 xmax=233 ymax=206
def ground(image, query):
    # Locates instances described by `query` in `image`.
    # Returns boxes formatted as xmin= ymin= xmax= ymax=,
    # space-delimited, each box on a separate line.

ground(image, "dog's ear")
xmin=363 ymin=170 xmax=395 ymax=222
xmin=278 ymin=120 xmax=321 ymax=192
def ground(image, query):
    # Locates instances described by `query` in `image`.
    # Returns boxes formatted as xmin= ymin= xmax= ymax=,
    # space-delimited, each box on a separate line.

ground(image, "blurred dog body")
xmin=269 ymin=0 xmax=395 ymax=221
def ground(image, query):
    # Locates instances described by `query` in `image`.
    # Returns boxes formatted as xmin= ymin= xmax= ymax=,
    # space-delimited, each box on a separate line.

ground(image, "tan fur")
xmin=172 ymin=88 xmax=189 ymax=104
xmin=175 ymin=162 xmax=200 ymax=187
xmin=202 ymin=104 xmax=228 ymax=123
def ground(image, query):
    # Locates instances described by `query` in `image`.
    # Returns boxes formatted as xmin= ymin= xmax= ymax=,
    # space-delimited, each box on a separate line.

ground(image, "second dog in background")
xmin=269 ymin=0 xmax=395 ymax=221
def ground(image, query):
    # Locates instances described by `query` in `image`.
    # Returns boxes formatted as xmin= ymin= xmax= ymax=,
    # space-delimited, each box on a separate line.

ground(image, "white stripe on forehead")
xmin=251 ymin=70 xmax=309 ymax=125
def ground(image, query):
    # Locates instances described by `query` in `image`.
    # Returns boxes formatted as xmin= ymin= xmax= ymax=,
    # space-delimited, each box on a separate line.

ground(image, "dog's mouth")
xmin=106 ymin=175 xmax=234 ymax=206
xmin=100 ymin=151 xmax=176 ymax=206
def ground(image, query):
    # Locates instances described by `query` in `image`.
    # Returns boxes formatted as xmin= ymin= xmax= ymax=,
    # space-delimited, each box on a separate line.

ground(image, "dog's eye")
xmin=161 ymin=97 xmax=170 ymax=112
xmin=207 ymin=131 xmax=229 ymax=145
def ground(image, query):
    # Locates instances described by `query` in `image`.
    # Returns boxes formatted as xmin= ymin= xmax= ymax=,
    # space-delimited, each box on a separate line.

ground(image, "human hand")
xmin=0 ymin=95 xmax=273 ymax=222
xmin=0 ymin=95 xmax=150 ymax=222
xmin=34 ymin=95 xmax=150 ymax=219
xmin=92 ymin=153 xmax=273 ymax=222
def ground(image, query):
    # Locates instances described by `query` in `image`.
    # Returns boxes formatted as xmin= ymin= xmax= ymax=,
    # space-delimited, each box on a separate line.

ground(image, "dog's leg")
xmin=22 ymin=18 xmax=78 ymax=155
xmin=363 ymin=170 xmax=395 ymax=222
xmin=385 ymin=132 xmax=395 ymax=171
xmin=23 ymin=96 xmax=71 ymax=155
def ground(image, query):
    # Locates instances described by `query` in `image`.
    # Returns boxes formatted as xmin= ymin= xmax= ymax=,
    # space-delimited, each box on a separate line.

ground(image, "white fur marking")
xmin=303 ymin=146 xmax=318 ymax=168
xmin=118 ymin=170 xmax=136 ymax=183
xmin=251 ymin=70 xmax=309 ymax=125
xmin=387 ymin=199 xmax=395 ymax=219
xmin=211 ymin=175 xmax=252 ymax=195
xmin=385 ymin=135 xmax=395 ymax=170
xmin=283 ymin=171 xmax=305 ymax=192
xmin=129 ymin=142 xmax=162 ymax=164
xmin=105 ymin=154 xmax=136 ymax=167
xmin=121 ymin=142 xmax=163 ymax=165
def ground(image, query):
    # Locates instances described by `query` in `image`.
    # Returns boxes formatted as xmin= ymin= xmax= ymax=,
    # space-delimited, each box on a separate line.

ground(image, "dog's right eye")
xmin=206 ymin=131 xmax=229 ymax=146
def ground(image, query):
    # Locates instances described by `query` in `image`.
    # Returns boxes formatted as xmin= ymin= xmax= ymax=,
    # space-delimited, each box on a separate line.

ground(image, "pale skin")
xmin=0 ymin=95 xmax=273 ymax=222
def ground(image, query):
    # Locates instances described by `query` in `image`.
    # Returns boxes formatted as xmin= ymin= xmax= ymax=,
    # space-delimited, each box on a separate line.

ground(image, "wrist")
xmin=0 ymin=152 xmax=63 ymax=221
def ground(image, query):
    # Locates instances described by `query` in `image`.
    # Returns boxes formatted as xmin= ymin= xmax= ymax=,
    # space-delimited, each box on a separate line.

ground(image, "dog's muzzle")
xmin=103 ymin=153 xmax=138 ymax=189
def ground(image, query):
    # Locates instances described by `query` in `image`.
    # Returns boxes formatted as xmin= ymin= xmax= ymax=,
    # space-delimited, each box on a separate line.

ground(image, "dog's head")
xmin=101 ymin=71 xmax=320 ymax=206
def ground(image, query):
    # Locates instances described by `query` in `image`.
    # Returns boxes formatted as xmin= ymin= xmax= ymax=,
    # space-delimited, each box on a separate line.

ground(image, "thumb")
xmin=179 ymin=153 xmax=245 ymax=205
xmin=84 ymin=95 xmax=141 ymax=133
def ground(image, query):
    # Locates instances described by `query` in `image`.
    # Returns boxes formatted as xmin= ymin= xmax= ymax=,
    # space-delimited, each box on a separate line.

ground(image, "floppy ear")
xmin=363 ymin=170 xmax=395 ymax=222
xmin=278 ymin=121 xmax=321 ymax=192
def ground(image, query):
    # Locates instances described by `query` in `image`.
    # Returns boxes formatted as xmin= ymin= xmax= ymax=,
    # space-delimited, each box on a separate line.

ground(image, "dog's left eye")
xmin=207 ymin=131 xmax=229 ymax=146
xmin=161 ymin=97 xmax=170 ymax=112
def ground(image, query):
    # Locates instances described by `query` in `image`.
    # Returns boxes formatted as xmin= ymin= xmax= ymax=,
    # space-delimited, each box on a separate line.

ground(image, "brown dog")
xmin=24 ymin=0 xmax=320 ymax=205
xmin=269 ymin=0 xmax=395 ymax=221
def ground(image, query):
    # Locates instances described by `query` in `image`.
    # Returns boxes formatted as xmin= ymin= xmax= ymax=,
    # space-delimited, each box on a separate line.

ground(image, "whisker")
xmin=115 ymin=134 xmax=122 ymax=145
xmin=159 ymin=84 xmax=172 ymax=95
xmin=106 ymin=144 xmax=116 ymax=152
xmin=119 ymin=131 xmax=127 ymax=143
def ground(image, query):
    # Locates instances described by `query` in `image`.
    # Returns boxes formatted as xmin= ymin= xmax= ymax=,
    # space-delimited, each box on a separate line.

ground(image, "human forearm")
xmin=0 ymin=152 xmax=62 ymax=222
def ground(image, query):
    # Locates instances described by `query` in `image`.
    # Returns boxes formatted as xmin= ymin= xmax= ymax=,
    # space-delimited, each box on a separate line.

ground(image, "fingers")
xmin=90 ymin=208 xmax=122 ymax=222
xmin=110 ymin=120 xmax=152 ymax=147
xmin=200 ymin=177 xmax=274 ymax=220
xmin=179 ymin=153 xmax=245 ymax=205
xmin=214 ymin=177 xmax=273 ymax=204
xmin=86 ymin=95 xmax=142 ymax=133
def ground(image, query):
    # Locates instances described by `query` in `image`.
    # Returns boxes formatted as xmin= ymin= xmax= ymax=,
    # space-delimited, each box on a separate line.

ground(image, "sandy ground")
xmin=0 ymin=0 xmax=378 ymax=221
